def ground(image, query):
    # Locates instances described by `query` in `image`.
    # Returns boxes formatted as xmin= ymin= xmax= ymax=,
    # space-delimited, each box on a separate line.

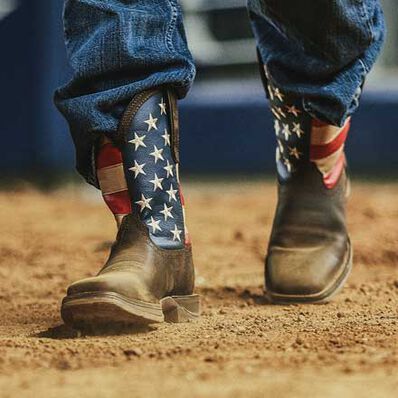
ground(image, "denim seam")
xmin=358 ymin=58 xmax=369 ymax=74
xmin=165 ymin=0 xmax=178 ymax=56
xmin=358 ymin=0 xmax=375 ymax=73
xmin=165 ymin=0 xmax=194 ymax=89
xmin=360 ymin=0 xmax=375 ymax=43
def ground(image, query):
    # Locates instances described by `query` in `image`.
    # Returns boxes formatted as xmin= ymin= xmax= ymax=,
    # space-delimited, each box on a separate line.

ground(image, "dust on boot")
xmin=263 ymin=73 xmax=353 ymax=304
xmin=61 ymin=89 xmax=200 ymax=326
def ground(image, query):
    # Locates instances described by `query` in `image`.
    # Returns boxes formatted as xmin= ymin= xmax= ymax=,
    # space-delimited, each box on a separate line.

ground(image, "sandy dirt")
xmin=0 ymin=180 xmax=397 ymax=398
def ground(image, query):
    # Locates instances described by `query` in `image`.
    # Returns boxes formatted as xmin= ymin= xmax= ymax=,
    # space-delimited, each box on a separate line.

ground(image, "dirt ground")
xmin=0 ymin=179 xmax=397 ymax=398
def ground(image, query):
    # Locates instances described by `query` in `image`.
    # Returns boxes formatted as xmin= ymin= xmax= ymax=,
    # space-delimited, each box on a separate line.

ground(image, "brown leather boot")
xmin=262 ymin=72 xmax=353 ymax=304
xmin=61 ymin=89 xmax=200 ymax=326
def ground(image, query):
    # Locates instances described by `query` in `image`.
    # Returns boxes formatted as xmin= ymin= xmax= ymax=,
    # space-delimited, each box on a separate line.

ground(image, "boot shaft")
xmin=96 ymin=89 xmax=189 ymax=250
xmin=260 ymin=64 xmax=350 ymax=188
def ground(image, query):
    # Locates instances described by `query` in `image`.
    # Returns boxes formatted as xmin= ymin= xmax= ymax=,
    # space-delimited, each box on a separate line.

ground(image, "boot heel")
xmin=160 ymin=294 xmax=200 ymax=323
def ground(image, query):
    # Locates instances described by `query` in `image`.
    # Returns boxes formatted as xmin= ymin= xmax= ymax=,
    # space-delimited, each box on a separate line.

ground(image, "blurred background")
xmin=0 ymin=0 xmax=397 ymax=184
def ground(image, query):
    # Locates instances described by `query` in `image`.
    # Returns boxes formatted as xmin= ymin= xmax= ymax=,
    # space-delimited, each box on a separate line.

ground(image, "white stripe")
xmin=313 ymin=146 xmax=344 ymax=175
xmin=97 ymin=164 xmax=128 ymax=195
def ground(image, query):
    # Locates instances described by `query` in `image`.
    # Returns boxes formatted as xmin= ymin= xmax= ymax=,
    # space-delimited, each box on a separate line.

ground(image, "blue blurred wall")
xmin=0 ymin=0 xmax=73 ymax=175
xmin=0 ymin=1 xmax=397 ymax=179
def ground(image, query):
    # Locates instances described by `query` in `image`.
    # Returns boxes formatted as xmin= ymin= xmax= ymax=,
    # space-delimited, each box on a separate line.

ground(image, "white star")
xmin=274 ymin=120 xmax=281 ymax=136
xmin=160 ymin=203 xmax=174 ymax=221
xmin=292 ymin=122 xmax=304 ymax=138
xmin=271 ymin=106 xmax=286 ymax=120
xmin=274 ymin=88 xmax=284 ymax=101
xmin=128 ymin=133 xmax=146 ymax=151
xmin=162 ymin=129 xmax=170 ymax=146
xmin=148 ymin=216 xmax=162 ymax=233
xmin=135 ymin=194 xmax=152 ymax=212
xmin=271 ymin=107 xmax=281 ymax=120
xmin=276 ymin=147 xmax=281 ymax=162
xmin=267 ymin=85 xmax=274 ymax=100
xmin=277 ymin=139 xmax=284 ymax=154
xmin=286 ymin=105 xmax=301 ymax=117
xmin=144 ymin=113 xmax=158 ymax=131
xmin=288 ymin=146 xmax=302 ymax=160
xmin=282 ymin=124 xmax=292 ymax=140
xmin=149 ymin=173 xmax=164 ymax=191
xmin=159 ymin=98 xmax=167 ymax=115
xmin=129 ymin=160 xmax=146 ymax=178
xmin=150 ymin=145 xmax=164 ymax=164
xmin=163 ymin=160 xmax=174 ymax=178
xmin=171 ymin=224 xmax=182 ymax=242
xmin=276 ymin=107 xmax=286 ymax=118
xmin=166 ymin=184 xmax=178 ymax=202
xmin=283 ymin=158 xmax=293 ymax=173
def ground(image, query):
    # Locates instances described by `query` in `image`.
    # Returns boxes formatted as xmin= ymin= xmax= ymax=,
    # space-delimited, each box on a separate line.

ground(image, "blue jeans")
xmin=55 ymin=0 xmax=385 ymax=186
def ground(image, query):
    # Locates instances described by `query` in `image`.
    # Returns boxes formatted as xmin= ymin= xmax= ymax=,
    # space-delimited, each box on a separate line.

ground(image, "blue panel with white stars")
xmin=121 ymin=92 xmax=185 ymax=250
xmin=266 ymin=81 xmax=311 ymax=183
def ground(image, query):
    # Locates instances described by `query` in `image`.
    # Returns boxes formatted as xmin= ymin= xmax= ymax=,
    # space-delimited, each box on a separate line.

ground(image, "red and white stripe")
xmin=97 ymin=137 xmax=131 ymax=226
xmin=310 ymin=118 xmax=350 ymax=189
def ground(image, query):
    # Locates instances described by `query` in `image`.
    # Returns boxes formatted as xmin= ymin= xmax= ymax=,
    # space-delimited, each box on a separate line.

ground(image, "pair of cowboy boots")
xmin=61 ymin=82 xmax=352 ymax=327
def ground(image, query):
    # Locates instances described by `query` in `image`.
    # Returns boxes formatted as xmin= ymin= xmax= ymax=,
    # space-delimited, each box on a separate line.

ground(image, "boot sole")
xmin=266 ymin=242 xmax=353 ymax=304
xmin=61 ymin=291 xmax=200 ymax=327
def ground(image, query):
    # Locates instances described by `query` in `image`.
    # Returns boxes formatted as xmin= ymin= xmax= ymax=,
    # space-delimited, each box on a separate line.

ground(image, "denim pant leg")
xmin=54 ymin=0 xmax=195 ymax=186
xmin=248 ymin=0 xmax=386 ymax=126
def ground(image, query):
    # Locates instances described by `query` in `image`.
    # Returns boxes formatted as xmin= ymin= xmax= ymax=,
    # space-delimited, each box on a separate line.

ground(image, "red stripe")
xmin=97 ymin=143 xmax=123 ymax=169
xmin=103 ymin=191 xmax=131 ymax=215
xmin=179 ymin=187 xmax=185 ymax=206
xmin=310 ymin=121 xmax=350 ymax=160
xmin=185 ymin=231 xmax=192 ymax=246
xmin=312 ymin=119 xmax=329 ymax=128
xmin=97 ymin=142 xmax=131 ymax=215
xmin=323 ymin=153 xmax=346 ymax=189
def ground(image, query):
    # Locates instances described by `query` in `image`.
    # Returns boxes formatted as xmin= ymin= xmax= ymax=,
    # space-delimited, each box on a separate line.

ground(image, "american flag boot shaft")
xmin=119 ymin=90 xmax=189 ymax=249
xmin=268 ymin=79 xmax=350 ymax=189
xmin=262 ymin=68 xmax=353 ymax=304
xmin=61 ymin=89 xmax=199 ymax=327
xmin=96 ymin=94 xmax=190 ymax=248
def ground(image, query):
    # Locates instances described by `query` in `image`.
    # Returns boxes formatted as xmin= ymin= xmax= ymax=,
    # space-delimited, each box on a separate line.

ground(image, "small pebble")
xmin=123 ymin=348 xmax=143 ymax=358
xmin=296 ymin=336 xmax=304 ymax=345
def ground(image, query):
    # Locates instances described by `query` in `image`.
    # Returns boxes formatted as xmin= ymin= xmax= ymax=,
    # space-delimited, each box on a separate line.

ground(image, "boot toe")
xmin=266 ymin=239 xmax=352 ymax=302
xmin=66 ymin=271 xmax=158 ymax=303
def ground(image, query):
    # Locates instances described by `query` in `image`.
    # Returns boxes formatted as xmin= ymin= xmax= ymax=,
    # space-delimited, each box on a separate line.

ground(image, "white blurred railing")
xmin=0 ymin=0 xmax=18 ymax=20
